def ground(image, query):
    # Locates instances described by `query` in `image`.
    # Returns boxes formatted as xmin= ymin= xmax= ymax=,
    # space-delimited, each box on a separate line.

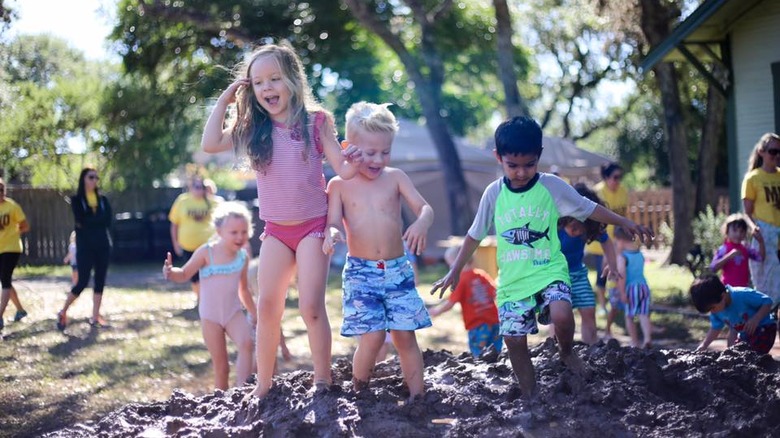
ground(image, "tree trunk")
xmin=653 ymin=63 xmax=694 ymax=265
xmin=493 ymin=0 xmax=527 ymax=118
xmin=695 ymin=79 xmax=725 ymax=214
xmin=640 ymin=0 xmax=692 ymax=265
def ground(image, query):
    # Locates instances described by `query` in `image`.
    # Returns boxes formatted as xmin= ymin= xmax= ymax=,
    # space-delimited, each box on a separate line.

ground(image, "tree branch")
xmin=140 ymin=0 xmax=255 ymax=47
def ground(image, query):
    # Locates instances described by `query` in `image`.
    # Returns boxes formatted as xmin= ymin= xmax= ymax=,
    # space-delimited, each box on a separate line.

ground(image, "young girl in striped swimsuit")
xmin=201 ymin=42 xmax=362 ymax=399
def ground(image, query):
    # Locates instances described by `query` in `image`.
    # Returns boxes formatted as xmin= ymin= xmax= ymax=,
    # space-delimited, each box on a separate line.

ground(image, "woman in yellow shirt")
xmin=742 ymin=133 xmax=780 ymax=306
xmin=584 ymin=162 xmax=628 ymax=316
xmin=169 ymin=174 xmax=219 ymax=307
xmin=0 ymin=178 xmax=30 ymax=337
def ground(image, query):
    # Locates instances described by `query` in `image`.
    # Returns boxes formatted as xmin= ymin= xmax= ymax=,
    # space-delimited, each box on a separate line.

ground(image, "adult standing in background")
xmin=583 ymin=162 xmax=629 ymax=316
xmin=57 ymin=167 xmax=113 ymax=330
xmin=0 ymin=178 xmax=30 ymax=337
xmin=742 ymin=133 xmax=780 ymax=309
xmin=169 ymin=173 xmax=218 ymax=308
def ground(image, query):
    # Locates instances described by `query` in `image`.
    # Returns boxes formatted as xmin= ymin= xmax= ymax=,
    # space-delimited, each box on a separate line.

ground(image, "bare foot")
xmin=642 ymin=341 xmax=653 ymax=350
xmin=560 ymin=352 xmax=589 ymax=377
xmin=352 ymin=378 xmax=369 ymax=392
xmin=242 ymin=383 xmax=270 ymax=404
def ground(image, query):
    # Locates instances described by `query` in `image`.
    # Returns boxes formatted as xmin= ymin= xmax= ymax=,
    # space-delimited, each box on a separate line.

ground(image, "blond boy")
xmin=323 ymin=102 xmax=434 ymax=399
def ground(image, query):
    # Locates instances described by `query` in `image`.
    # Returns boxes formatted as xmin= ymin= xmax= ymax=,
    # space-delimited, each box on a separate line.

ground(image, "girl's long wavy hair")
xmin=558 ymin=183 xmax=607 ymax=243
xmin=747 ymin=132 xmax=780 ymax=171
xmin=231 ymin=42 xmax=326 ymax=171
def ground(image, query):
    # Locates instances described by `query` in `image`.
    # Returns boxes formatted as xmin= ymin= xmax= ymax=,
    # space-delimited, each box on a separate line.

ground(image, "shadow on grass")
xmin=0 ymin=307 xmax=213 ymax=438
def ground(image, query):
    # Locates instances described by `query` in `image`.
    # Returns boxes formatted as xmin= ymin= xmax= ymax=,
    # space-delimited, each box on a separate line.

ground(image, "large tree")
xmin=602 ymin=0 xmax=725 ymax=264
xmin=0 ymin=35 xmax=106 ymax=185
xmin=112 ymin=0 xmax=519 ymax=233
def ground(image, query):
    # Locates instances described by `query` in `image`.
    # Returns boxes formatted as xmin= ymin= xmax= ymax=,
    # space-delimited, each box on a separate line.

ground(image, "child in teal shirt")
xmin=431 ymin=116 xmax=653 ymax=397
xmin=690 ymin=275 xmax=776 ymax=354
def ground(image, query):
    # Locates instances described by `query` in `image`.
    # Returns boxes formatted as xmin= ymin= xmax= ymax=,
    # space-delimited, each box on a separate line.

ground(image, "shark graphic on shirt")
xmin=500 ymin=223 xmax=550 ymax=248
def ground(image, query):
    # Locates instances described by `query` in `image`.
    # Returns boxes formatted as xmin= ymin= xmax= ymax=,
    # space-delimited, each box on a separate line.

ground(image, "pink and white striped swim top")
xmin=255 ymin=111 xmax=330 ymax=222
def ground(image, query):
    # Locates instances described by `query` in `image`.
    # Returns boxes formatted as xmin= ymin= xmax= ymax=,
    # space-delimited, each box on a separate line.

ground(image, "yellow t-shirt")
xmin=585 ymin=181 xmax=629 ymax=255
xmin=741 ymin=167 xmax=780 ymax=226
xmin=86 ymin=191 xmax=98 ymax=212
xmin=168 ymin=194 xmax=216 ymax=251
xmin=0 ymin=198 xmax=27 ymax=253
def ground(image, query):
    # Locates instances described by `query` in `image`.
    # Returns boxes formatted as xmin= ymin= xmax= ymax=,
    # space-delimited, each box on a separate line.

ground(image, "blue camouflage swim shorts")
xmin=341 ymin=254 xmax=432 ymax=337
xmin=498 ymin=281 xmax=572 ymax=337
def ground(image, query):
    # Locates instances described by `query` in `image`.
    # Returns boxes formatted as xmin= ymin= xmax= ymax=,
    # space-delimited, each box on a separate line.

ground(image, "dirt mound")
xmin=48 ymin=340 xmax=780 ymax=437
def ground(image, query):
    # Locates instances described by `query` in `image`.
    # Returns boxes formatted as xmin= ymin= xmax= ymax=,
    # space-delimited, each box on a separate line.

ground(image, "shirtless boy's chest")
xmin=343 ymin=179 xmax=400 ymax=216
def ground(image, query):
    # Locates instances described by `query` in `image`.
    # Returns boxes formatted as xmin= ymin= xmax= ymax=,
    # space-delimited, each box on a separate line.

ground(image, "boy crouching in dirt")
xmin=431 ymin=116 xmax=653 ymax=398
xmin=690 ymin=275 xmax=777 ymax=354
xmin=322 ymin=102 xmax=434 ymax=400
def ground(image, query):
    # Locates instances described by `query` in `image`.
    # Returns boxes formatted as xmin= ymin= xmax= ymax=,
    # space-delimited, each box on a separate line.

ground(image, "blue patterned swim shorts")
xmin=467 ymin=323 xmax=502 ymax=356
xmin=341 ymin=254 xmax=432 ymax=337
xmin=498 ymin=281 xmax=572 ymax=337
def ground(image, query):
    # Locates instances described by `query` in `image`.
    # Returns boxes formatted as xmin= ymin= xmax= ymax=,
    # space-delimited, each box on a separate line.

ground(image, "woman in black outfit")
xmin=57 ymin=167 xmax=112 ymax=330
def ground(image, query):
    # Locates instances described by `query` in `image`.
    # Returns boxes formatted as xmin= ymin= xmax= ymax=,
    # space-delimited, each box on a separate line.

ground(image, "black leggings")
xmin=71 ymin=244 xmax=110 ymax=296
xmin=0 ymin=252 xmax=21 ymax=289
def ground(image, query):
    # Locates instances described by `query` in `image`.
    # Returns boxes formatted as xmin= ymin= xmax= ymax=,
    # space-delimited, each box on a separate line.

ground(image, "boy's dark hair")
xmin=558 ymin=183 xmax=607 ymax=243
xmin=600 ymin=162 xmax=623 ymax=180
xmin=495 ymin=116 xmax=543 ymax=157
xmin=689 ymin=275 xmax=727 ymax=313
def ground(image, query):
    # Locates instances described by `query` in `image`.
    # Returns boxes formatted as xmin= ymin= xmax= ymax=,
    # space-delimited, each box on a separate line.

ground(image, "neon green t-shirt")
xmin=468 ymin=174 xmax=597 ymax=306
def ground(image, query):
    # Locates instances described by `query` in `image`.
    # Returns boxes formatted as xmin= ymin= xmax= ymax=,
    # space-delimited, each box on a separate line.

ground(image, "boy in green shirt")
xmin=431 ymin=116 xmax=653 ymax=397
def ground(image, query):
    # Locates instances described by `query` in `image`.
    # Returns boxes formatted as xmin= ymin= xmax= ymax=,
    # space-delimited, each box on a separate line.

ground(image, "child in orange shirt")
xmin=430 ymin=245 xmax=502 ymax=356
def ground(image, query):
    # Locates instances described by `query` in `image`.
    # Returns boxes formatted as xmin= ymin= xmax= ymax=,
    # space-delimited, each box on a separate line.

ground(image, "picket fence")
xmin=7 ymin=187 xmax=728 ymax=265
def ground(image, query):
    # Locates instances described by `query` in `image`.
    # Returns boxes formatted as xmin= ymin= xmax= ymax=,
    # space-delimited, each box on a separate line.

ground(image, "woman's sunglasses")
xmin=767 ymin=148 xmax=780 ymax=156
xmin=87 ymin=175 xmax=99 ymax=180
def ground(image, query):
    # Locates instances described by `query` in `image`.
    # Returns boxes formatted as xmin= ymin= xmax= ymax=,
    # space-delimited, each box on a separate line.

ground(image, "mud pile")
xmin=49 ymin=340 xmax=780 ymax=437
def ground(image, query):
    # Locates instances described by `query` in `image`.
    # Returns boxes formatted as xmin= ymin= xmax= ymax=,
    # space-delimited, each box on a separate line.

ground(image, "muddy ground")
xmin=48 ymin=339 xmax=780 ymax=437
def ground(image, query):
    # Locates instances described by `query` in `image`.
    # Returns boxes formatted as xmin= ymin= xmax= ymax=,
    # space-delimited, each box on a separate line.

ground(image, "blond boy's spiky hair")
xmin=345 ymin=102 xmax=399 ymax=139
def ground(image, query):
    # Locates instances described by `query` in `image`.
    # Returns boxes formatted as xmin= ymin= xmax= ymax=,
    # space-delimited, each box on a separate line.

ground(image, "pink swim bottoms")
xmin=262 ymin=216 xmax=326 ymax=252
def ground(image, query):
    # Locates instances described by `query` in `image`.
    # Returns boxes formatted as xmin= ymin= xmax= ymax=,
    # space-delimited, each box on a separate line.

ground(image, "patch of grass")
xmin=16 ymin=264 xmax=72 ymax=278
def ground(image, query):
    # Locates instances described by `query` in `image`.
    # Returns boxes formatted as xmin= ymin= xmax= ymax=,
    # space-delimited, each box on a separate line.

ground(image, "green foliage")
xmin=0 ymin=35 xmax=107 ymax=183
xmin=110 ymin=0 xmax=525 ymax=142
xmin=689 ymin=206 xmax=728 ymax=277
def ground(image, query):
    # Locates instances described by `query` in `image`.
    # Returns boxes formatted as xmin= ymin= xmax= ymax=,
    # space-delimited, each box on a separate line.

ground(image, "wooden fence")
xmin=626 ymin=189 xmax=730 ymax=248
xmin=7 ymin=186 xmax=730 ymax=265
xmin=7 ymin=187 xmax=184 ymax=266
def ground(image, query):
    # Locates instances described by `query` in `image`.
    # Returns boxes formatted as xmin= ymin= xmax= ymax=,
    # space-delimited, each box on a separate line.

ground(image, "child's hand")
xmin=620 ymin=219 xmax=655 ymax=245
xmin=163 ymin=252 xmax=173 ymax=280
xmin=431 ymin=271 xmax=460 ymax=299
xmin=340 ymin=141 xmax=364 ymax=165
xmin=743 ymin=317 xmax=760 ymax=336
xmin=403 ymin=221 xmax=429 ymax=256
xmin=218 ymin=78 xmax=250 ymax=105
xmin=322 ymin=226 xmax=344 ymax=255
xmin=601 ymin=265 xmax=622 ymax=282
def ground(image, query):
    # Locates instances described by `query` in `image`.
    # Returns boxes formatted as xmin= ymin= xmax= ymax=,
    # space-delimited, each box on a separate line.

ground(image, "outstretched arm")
xmin=429 ymin=300 xmax=456 ymax=317
xmin=696 ymin=327 xmax=723 ymax=351
xmin=588 ymin=205 xmax=654 ymax=245
xmin=163 ymin=248 xmax=206 ymax=283
xmin=431 ymin=236 xmax=480 ymax=299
